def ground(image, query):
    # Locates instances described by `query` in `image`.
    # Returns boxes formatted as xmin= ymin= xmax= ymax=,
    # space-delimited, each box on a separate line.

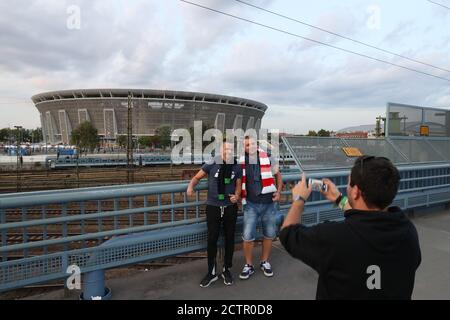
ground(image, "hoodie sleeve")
xmin=279 ymin=224 xmax=325 ymax=273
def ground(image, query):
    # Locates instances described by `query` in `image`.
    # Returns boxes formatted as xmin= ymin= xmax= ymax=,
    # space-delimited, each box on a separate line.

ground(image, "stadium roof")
xmin=31 ymin=89 xmax=268 ymax=112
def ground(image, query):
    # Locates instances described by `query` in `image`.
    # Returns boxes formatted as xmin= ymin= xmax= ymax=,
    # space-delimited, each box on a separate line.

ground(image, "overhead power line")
xmin=236 ymin=0 xmax=450 ymax=74
xmin=427 ymin=0 xmax=450 ymax=10
xmin=180 ymin=0 xmax=450 ymax=83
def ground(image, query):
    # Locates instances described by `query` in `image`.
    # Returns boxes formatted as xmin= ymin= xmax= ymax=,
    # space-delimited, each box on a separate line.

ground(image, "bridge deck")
xmin=27 ymin=208 xmax=450 ymax=300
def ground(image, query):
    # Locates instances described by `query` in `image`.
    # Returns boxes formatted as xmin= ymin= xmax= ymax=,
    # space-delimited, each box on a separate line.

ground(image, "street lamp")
xmin=14 ymin=125 xmax=23 ymax=192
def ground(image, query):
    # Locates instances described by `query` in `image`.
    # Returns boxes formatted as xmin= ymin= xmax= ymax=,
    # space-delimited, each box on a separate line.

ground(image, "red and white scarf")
xmin=239 ymin=149 xmax=277 ymax=205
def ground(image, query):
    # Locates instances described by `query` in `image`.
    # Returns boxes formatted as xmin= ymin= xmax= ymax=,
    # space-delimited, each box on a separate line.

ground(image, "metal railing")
xmin=1 ymin=164 xmax=450 ymax=292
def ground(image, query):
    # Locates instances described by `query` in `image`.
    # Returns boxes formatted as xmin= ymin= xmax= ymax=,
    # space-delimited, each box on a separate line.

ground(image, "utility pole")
xmin=14 ymin=125 xmax=22 ymax=192
xmin=76 ymin=147 xmax=80 ymax=188
xmin=375 ymin=116 xmax=386 ymax=138
xmin=127 ymin=92 xmax=134 ymax=184
xmin=375 ymin=116 xmax=382 ymax=137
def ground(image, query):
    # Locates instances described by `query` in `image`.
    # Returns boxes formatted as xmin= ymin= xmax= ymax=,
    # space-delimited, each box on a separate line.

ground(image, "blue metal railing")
xmin=1 ymin=164 xmax=450 ymax=293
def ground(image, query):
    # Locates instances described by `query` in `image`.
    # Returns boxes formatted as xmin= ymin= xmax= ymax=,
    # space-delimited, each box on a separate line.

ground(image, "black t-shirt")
xmin=202 ymin=158 xmax=242 ymax=207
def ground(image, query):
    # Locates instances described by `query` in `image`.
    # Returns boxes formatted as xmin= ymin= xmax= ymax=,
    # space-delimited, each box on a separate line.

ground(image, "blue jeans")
xmin=242 ymin=201 xmax=277 ymax=241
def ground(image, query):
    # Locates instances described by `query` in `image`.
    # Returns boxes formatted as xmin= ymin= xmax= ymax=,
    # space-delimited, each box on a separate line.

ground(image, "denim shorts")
xmin=242 ymin=201 xmax=277 ymax=241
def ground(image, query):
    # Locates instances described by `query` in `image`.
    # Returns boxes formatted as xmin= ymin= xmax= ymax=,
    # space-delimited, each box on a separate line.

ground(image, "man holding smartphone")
xmin=187 ymin=141 xmax=242 ymax=287
xmin=280 ymin=156 xmax=421 ymax=299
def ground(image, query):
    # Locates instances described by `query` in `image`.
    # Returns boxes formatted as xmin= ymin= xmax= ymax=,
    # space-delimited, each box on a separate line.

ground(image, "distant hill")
xmin=338 ymin=124 xmax=376 ymax=133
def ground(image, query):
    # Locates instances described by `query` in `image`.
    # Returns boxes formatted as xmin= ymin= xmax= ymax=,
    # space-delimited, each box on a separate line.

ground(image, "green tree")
xmin=307 ymin=130 xmax=318 ymax=137
xmin=188 ymin=122 xmax=215 ymax=149
xmin=116 ymin=135 xmax=127 ymax=148
xmin=0 ymin=128 xmax=12 ymax=143
xmin=156 ymin=126 xmax=172 ymax=149
xmin=317 ymin=129 xmax=331 ymax=137
xmin=149 ymin=135 xmax=161 ymax=148
xmin=70 ymin=122 xmax=99 ymax=155
xmin=31 ymin=128 xmax=43 ymax=143
xmin=138 ymin=136 xmax=152 ymax=148
xmin=0 ymin=127 xmax=43 ymax=143
xmin=21 ymin=129 xmax=31 ymax=142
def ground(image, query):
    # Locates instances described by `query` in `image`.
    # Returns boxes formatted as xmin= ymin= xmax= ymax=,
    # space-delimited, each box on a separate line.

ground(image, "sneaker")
xmin=199 ymin=273 xmax=218 ymax=288
xmin=221 ymin=268 xmax=233 ymax=286
xmin=239 ymin=264 xmax=255 ymax=280
xmin=260 ymin=261 xmax=273 ymax=277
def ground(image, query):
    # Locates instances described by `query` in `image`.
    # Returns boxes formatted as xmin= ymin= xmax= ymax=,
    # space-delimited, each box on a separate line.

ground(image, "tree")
xmin=70 ymin=121 xmax=99 ymax=155
xmin=307 ymin=130 xmax=318 ymax=137
xmin=151 ymin=135 xmax=161 ymax=148
xmin=21 ymin=129 xmax=31 ymax=143
xmin=0 ymin=127 xmax=43 ymax=143
xmin=31 ymin=128 xmax=43 ymax=143
xmin=188 ymin=122 xmax=215 ymax=149
xmin=0 ymin=128 xmax=12 ymax=143
xmin=116 ymin=135 xmax=127 ymax=148
xmin=138 ymin=136 xmax=152 ymax=148
xmin=317 ymin=129 xmax=331 ymax=137
xmin=156 ymin=126 xmax=172 ymax=149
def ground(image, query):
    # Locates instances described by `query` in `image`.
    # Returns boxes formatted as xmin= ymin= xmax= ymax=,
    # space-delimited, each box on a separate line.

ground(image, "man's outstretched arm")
xmin=281 ymin=172 xmax=312 ymax=229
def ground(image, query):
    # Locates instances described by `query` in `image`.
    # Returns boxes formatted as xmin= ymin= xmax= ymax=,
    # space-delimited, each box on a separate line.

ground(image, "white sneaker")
xmin=260 ymin=261 xmax=273 ymax=277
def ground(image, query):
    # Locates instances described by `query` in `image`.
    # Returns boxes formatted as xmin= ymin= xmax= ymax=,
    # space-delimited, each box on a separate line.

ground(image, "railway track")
xmin=0 ymin=165 xmax=246 ymax=299
xmin=0 ymin=165 xmax=201 ymax=193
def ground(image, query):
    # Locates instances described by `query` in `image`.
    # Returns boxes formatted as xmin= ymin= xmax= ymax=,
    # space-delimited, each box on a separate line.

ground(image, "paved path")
xmin=28 ymin=209 xmax=450 ymax=300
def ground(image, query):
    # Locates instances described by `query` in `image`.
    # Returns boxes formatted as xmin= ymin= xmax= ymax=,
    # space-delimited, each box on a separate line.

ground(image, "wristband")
xmin=338 ymin=196 xmax=348 ymax=210
xmin=293 ymin=194 xmax=307 ymax=204
xmin=334 ymin=194 xmax=343 ymax=206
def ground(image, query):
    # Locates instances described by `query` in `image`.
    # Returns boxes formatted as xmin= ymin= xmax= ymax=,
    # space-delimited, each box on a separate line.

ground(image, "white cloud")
xmin=263 ymin=105 xmax=382 ymax=134
xmin=0 ymin=0 xmax=449 ymax=132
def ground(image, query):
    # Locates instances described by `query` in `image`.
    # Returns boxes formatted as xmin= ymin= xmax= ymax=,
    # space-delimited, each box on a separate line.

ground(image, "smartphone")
xmin=309 ymin=178 xmax=328 ymax=192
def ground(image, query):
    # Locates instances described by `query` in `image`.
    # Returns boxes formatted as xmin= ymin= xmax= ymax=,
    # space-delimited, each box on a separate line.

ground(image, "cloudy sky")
xmin=1 ymin=0 xmax=449 ymax=133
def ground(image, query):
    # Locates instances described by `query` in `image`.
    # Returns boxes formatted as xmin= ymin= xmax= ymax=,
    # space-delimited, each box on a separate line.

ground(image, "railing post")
xmin=21 ymin=208 xmax=28 ymax=258
xmin=1 ymin=209 xmax=6 ymax=262
xmin=81 ymin=270 xmax=111 ymax=300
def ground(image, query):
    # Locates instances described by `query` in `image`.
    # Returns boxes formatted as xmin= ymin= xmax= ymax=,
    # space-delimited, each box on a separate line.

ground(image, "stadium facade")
xmin=31 ymin=89 xmax=267 ymax=145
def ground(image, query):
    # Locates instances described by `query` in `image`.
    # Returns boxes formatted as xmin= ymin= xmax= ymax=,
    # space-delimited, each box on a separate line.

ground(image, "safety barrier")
xmin=1 ymin=163 xmax=450 ymax=296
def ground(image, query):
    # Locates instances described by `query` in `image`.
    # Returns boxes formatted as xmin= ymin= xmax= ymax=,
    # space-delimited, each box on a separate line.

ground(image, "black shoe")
xmin=200 ymin=273 xmax=218 ymax=288
xmin=221 ymin=268 xmax=233 ymax=286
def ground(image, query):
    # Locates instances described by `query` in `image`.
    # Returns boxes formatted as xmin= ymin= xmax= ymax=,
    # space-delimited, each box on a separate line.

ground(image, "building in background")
xmin=32 ymin=89 xmax=267 ymax=145
xmin=335 ymin=131 xmax=369 ymax=139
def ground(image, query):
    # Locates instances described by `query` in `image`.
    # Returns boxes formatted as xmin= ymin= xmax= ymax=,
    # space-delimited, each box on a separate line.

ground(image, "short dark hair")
xmin=350 ymin=156 xmax=400 ymax=210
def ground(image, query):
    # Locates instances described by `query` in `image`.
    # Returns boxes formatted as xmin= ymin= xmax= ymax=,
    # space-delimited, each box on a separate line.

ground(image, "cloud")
xmin=381 ymin=20 xmax=417 ymax=47
xmin=0 ymin=0 xmax=449 ymax=132
xmin=187 ymin=35 xmax=450 ymax=113
xmin=0 ymin=0 xmax=175 ymax=84
xmin=263 ymin=105 xmax=381 ymax=133
xmin=291 ymin=8 xmax=360 ymax=51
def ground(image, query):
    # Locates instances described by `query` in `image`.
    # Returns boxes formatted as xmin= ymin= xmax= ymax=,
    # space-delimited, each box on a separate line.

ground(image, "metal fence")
xmin=1 ymin=162 xmax=450 ymax=292
xmin=386 ymin=102 xmax=450 ymax=137
xmin=282 ymin=136 xmax=450 ymax=171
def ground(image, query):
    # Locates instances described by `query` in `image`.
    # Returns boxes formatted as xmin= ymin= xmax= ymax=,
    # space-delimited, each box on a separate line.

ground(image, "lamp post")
xmin=127 ymin=92 xmax=134 ymax=184
xmin=14 ymin=125 xmax=22 ymax=192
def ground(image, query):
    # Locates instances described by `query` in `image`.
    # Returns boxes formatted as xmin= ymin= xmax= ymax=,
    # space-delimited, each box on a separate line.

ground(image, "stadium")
xmin=31 ymin=89 xmax=268 ymax=145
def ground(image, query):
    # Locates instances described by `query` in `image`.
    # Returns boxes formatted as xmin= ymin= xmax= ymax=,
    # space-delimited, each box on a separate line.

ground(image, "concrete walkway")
xmin=28 ymin=209 xmax=450 ymax=300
